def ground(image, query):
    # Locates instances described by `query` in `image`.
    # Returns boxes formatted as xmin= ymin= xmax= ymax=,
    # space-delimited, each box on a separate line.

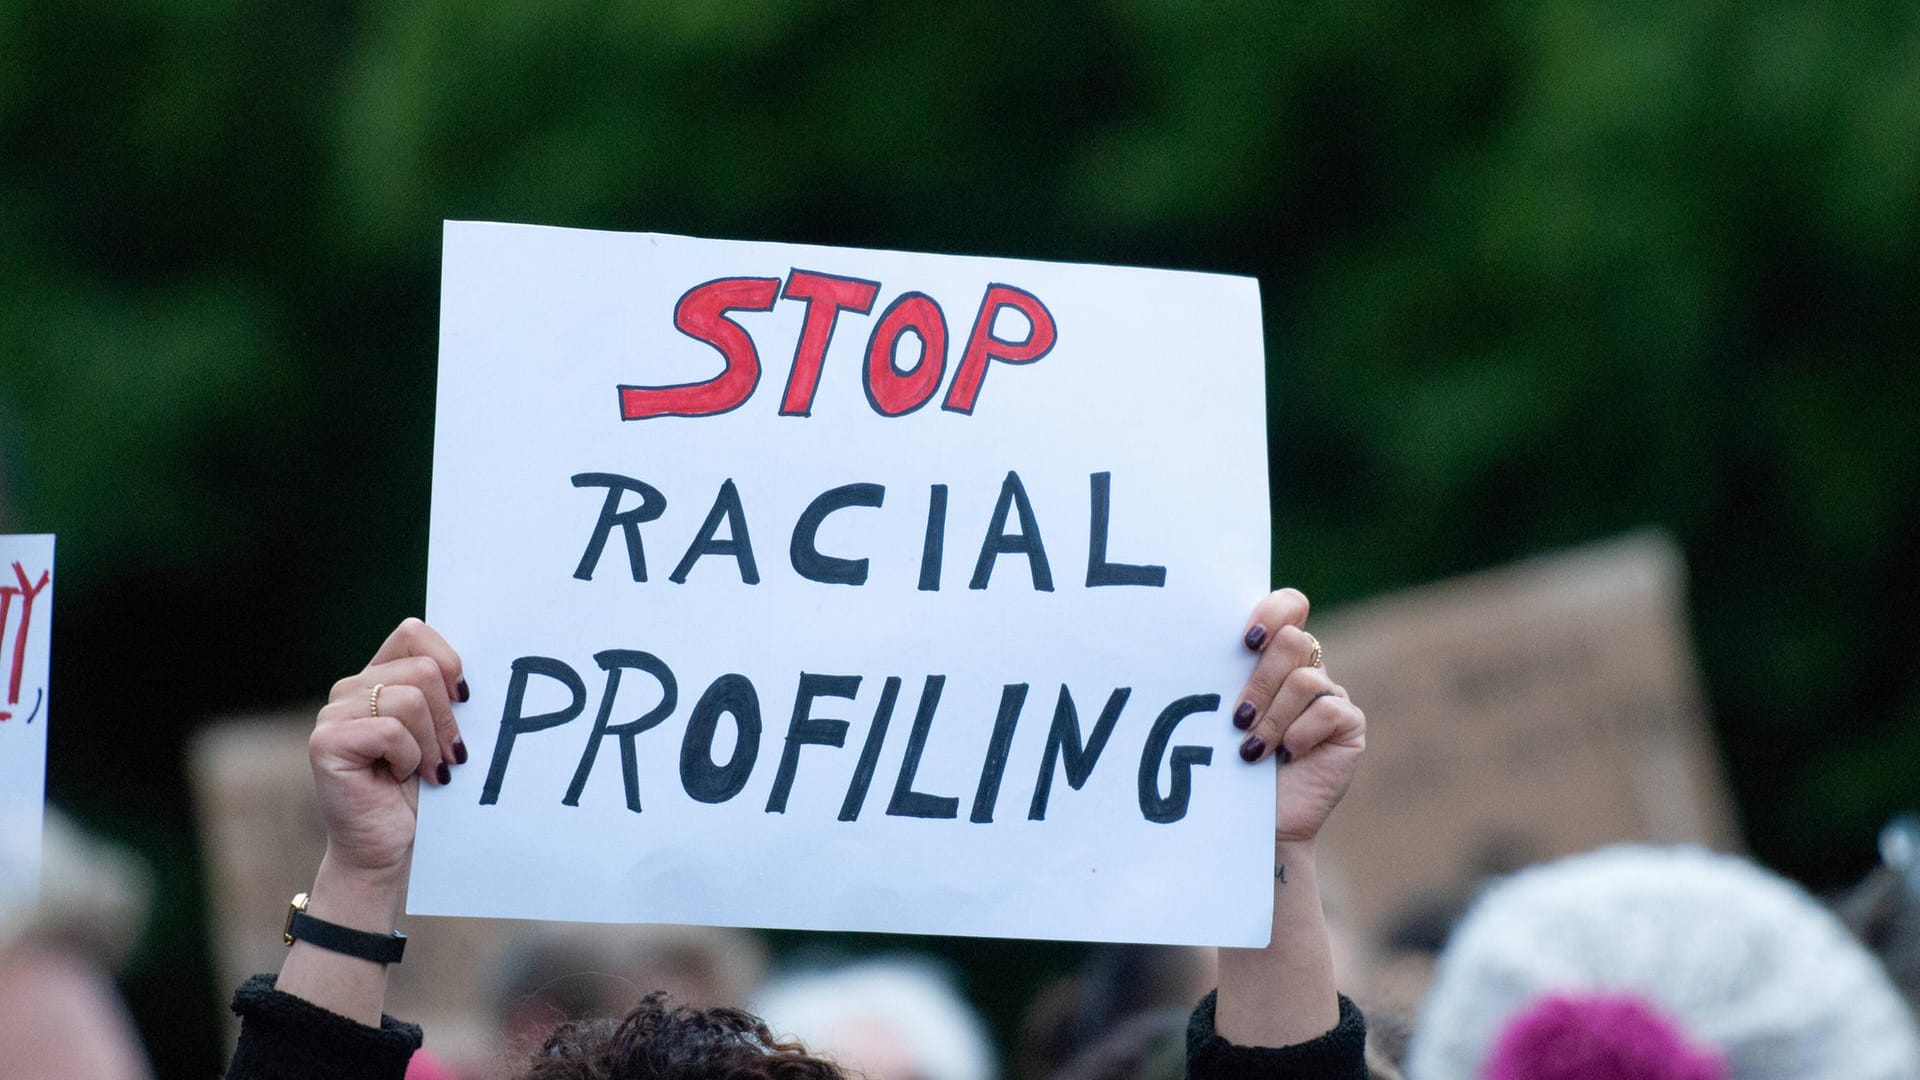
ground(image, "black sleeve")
xmin=225 ymin=974 xmax=422 ymax=1080
xmin=1186 ymin=990 xmax=1369 ymax=1080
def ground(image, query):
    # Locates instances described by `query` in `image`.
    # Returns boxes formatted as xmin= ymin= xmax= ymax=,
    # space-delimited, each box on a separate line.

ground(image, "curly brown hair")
xmin=518 ymin=991 xmax=850 ymax=1080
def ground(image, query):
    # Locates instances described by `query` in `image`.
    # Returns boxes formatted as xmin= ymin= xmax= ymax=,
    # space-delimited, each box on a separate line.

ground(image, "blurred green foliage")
xmin=3 ymin=1 xmax=1917 ymax=1074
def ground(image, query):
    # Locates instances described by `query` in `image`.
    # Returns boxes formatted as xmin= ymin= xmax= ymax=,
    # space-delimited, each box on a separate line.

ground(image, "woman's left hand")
xmin=1232 ymin=588 xmax=1366 ymax=844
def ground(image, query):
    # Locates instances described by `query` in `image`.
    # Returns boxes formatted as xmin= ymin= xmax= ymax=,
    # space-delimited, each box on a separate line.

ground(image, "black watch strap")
xmin=283 ymin=892 xmax=407 ymax=965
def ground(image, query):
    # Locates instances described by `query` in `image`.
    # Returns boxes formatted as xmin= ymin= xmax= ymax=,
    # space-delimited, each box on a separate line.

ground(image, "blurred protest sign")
xmin=0 ymin=534 xmax=54 ymax=910
xmin=413 ymin=223 xmax=1273 ymax=944
xmin=195 ymin=715 xmax=757 ymax=1065
xmin=1314 ymin=531 xmax=1740 ymax=946
xmin=196 ymin=715 xmax=769 ymax=1065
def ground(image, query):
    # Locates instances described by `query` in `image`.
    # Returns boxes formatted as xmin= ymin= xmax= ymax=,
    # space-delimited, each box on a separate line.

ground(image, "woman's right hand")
xmin=310 ymin=618 xmax=469 ymax=886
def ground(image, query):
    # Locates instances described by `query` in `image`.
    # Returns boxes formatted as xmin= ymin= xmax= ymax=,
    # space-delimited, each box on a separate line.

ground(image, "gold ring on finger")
xmin=1302 ymin=631 xmax=1324 ymax=669
xmin=369 ymin=683 xmax=385 ymax=718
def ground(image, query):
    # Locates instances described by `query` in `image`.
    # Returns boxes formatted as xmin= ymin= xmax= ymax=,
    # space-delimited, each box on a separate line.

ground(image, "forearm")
xmin=272 ymin=850 xmax=406 ymax=1028
xmin=1214 ymin=839 xmax=1340 ymax=1047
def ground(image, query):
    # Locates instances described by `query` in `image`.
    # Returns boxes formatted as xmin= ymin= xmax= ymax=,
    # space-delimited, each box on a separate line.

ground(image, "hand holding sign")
xmin=277 ymin=620 xmax=471 ymax=1028
xmin=1214 ymin=589 xmax=1367 ymax=1051
xmin=310 ymin=619 xmax=470 ymax=885
xmin=1233 ymin=589 xmax=1367 ymax=845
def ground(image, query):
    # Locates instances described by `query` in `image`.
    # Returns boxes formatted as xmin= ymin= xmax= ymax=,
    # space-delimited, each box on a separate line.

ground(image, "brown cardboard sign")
xmin=1311 ymin=532 xmax=1740 ymax=947
xmin=189 ymin=716 xmax=506 ymax=1048
xmin=190 ymin=715 xmax=762 ymax=1067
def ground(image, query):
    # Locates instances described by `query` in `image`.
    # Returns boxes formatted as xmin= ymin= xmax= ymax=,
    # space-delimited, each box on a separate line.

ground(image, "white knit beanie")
xmin=1406 ymin=845 xmax=1920 ymax=1080
xmin=751 ymin=956 xmax=997 ymax=1080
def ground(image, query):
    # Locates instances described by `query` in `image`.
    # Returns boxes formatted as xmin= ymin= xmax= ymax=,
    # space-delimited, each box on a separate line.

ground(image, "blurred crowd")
xmin=3 ymin=806 xmax=1916 ymax=1077
xmin=1 ymin=532 xmax=1915 ymax=1077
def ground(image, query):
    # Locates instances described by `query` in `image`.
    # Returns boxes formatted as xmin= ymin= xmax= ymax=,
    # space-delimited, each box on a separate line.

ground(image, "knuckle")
xmin=389 ymin=683 xmax=429 ymax=716
xmin=1272 ymin=624 xmax=1312 ymax=664
xmin=329 ymin=677 xmax=358 ymax=702
xmin=401 ymin=655 xmax=441 ymax=689
xmin=1282 ymin=664 xmax=1329 ymax=696
xmin=307 ymin=724 xmax=344 ymax=764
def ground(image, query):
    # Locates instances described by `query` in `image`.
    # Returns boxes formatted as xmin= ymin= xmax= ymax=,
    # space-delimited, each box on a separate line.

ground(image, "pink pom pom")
xmin=1484 ymin=993 xmax=1728 ymax=1080
xmin=405 ymin=1048 xmax=462 ymax=1080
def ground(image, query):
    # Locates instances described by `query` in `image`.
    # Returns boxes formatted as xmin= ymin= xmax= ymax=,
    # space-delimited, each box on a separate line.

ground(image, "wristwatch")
xmin=282 ymin=892 xmax=408 ymax=965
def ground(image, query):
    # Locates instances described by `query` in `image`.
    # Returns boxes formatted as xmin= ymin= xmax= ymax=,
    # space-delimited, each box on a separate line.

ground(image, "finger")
xmin=1241 ymin=588 xmax=1309 ymax=652
xmin=1246 ymin=664 xmax=1345 ymax=752
xmin=372 ymin=680 xmax=449 ymax=784
xmin=370 ymin=656 xmax=465 ymax=773
xmin=1240 ymin=666 xmax=1361 ymax=765
xmin=312 ymin=713 xmax=423 ymax=787
xmin=1272 ymin=694 xmax=1366 ymax=764
xmin=369 ymin=618 xmax=468 ymax=706
xmin=1230 ymin=624 xmax=1322 ymax=731
xmin=325 ymin=674 xmax=445 ymax=785
xmin=336 ymin=657 xmax=465 ymax=775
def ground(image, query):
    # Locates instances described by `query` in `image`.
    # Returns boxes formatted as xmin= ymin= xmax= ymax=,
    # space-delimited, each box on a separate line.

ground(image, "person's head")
xmin=519 ymin=991 xmax=847 ymax=1080
xmin=1017 ymin=944 xmax=1213 ymax=1078
xmin=0 ymin=810 xmax=155 ymax=1080
xmin=494 ymin=923 xmax=767 ymax=1047
xmin=1406 ymin=844 xmax=1920 ymax=1080
xmin=751 ymin=956 xmax=996 ymax=1080
xmin=1836 ymin=813 xmax=1920 ymax=1019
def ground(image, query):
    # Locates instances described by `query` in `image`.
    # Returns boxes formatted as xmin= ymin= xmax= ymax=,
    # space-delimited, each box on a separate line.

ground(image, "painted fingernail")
xmin=1277 ymin=745 xmax=1294 ymax=764
xmin=1244 ymin=624 xmax=1268 ymax=651
xmin=1232 ymin=702 xmax=1256 ymax=730
xmin=452 ymin=738 xmax=469 ymax=765
xmin=435 ymin=760 xmax=452 ymax=786
xmin=455 ymin=678 xmax=471 ymax=703
xmin=1239 ymin=735 xmax=1266 ymax=762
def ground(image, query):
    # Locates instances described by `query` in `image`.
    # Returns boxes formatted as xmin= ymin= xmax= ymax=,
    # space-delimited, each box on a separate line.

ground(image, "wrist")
xmin=1273 ymin=837 xmax=1319 ymax=877
xmin=307 ymin=850 xmax=407 ymax=934
xmin=276 ymin=854 xmax=404 ymax=1028
xmin=1214 ymin=837 xmax=1340 ymax=1047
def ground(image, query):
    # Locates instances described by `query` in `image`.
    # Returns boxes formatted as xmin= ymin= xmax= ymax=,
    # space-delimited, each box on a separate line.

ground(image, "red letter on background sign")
xmin=1 ymin=562 xmax=49 ymax=720
xmin=942 ymin=284 xmax=1057 ymax=415
xmin=779 ymin=270 xmax=881 ymax=416
xmin=864 ymin=292 xmax=949 ymax=417
xmin=618 ymin=277 xmax=782 ymax=420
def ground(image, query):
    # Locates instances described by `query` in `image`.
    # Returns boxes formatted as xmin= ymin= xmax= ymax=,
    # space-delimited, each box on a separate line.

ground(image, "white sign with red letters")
xmin=414 ymin=222 xmax=1273 ymax=944
xmin=0 ymin=534 xmax=54 ymax=910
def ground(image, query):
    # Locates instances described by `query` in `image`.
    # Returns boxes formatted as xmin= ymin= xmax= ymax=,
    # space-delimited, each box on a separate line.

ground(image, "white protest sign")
xmin=414 ymin=223 xmax=1273 ymax=945
xmin=0 ymin=534 xmax=54 ymax=911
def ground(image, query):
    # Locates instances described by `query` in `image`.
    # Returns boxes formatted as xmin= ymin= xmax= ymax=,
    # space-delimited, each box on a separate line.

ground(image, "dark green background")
xmin=3 ymin=3 xmax=1916 ymax=1075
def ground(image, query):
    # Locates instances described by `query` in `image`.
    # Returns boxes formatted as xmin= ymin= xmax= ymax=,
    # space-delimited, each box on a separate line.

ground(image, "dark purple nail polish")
xmin=435 ymin=760 xmax=452 ymax=786
xmin=1244 ymin=624 xmax=1268 ymax=651
xmin=1277 ymin=745 xmax=1294 ymax=764
xmin=452 ymin=738 xmax=469 ymax=765
xmin=455 ymin=678 xmax=471 ymax=703
xmin=1239 ymin=735 xmax=1266 ymax=762
xmin=1233 ymin=702 xmax=1257 ymax=729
